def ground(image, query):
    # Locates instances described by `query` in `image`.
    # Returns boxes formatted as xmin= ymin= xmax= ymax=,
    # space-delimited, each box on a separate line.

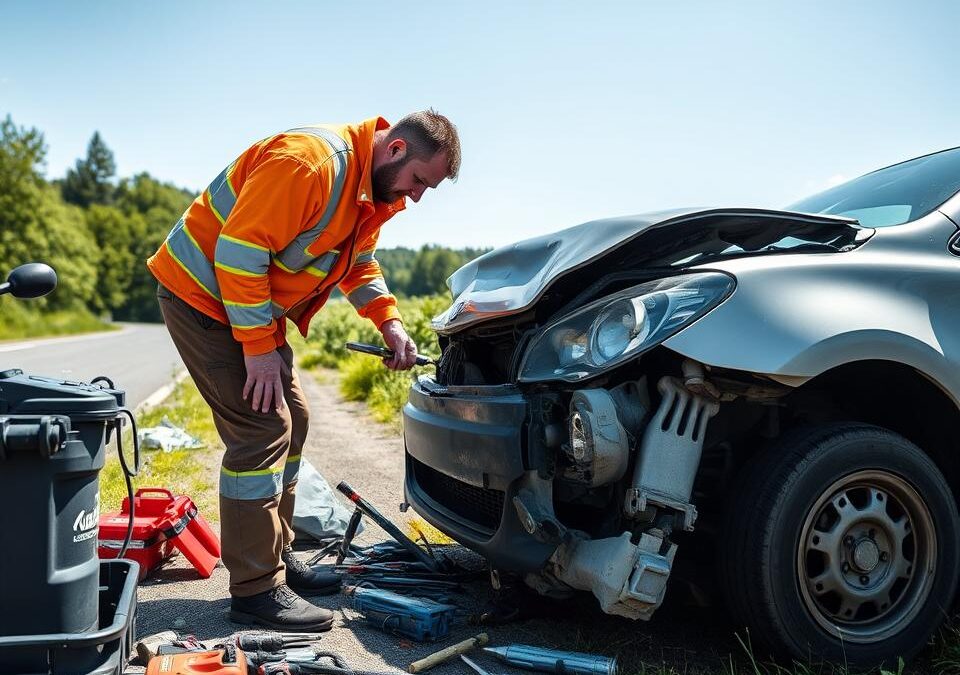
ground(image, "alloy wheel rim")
xmin=797 ymin=469 xmax=936 ymax=643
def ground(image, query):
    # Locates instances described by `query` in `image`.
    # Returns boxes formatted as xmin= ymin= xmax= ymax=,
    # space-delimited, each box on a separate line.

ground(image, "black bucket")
xmin=0 ymin=370 xmax=124 ymax=641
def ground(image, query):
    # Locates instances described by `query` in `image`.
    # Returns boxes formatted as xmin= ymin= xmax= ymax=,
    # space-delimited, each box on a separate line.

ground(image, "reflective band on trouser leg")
xmin=283 ymin=454 xmax=301 ymax=486
xmin=220 ymin=466 xmax=284 ymax=500
xmin=347 ymin=278 xmax=390 ymax=310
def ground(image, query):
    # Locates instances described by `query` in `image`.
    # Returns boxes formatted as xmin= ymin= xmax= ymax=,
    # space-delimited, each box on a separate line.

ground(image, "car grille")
xmin=410 ymin=456 xmax=505 ymax=531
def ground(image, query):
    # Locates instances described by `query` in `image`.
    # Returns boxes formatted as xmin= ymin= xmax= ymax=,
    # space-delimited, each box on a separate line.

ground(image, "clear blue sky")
xmin=2 ymin=1 xmax=958 ymax=249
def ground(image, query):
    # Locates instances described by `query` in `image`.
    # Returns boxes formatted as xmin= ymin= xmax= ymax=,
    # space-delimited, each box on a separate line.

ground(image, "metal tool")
xmin=234 ymin=632 xmax=325 ymax=652
xmin=337 ymin=482 xmax=441 ymax=571
xmin=336 ymin=507 xmax=364 ymax=564
xmin=459 ymin=654 xmax=495 ymax=675
xmin=345 ymin=341 xmax=435 ymax=366
xmin=482 ymin=645 xmax=618 ymax=675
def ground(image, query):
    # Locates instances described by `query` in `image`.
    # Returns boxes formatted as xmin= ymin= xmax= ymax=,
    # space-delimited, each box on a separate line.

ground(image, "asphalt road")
xmin=0 ymin=323 xmax=184 ymax=409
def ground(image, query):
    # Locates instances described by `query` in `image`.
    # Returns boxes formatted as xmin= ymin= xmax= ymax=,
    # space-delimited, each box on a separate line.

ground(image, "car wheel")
xmin=720 ymin=423 xmax=959 ymax=667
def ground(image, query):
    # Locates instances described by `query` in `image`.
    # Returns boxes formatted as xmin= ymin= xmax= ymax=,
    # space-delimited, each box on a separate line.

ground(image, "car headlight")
xmin=518 ymin=272 xmax=735 ymax=383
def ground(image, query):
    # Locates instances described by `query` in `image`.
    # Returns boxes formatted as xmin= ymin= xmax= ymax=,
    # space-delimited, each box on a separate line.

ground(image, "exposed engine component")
xmin=624 ymin=375 xmax=720 ymax=530
xmin=561 ymin=383 xmax=648 ymax=487
xmin=546 ymin=529 xmax=676 ymax=620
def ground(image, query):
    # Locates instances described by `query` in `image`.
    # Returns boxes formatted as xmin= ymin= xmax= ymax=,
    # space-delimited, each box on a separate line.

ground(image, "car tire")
xmin=720 ymin=422 xmax=959 ymax=667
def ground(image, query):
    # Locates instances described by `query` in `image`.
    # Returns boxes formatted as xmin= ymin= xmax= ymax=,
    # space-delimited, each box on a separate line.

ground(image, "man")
xmin=146 ymin=110 xmax=461 ymax=630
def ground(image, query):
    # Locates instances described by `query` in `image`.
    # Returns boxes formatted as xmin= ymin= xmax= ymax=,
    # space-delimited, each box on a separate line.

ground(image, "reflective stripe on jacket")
xmin=147 ymin=117 xmax=404 ymax=356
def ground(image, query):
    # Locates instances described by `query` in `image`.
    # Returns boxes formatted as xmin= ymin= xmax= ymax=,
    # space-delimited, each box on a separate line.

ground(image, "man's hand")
xmin=380 ymin=319 xmax=418 ymax=370
xmin=243 ymin=350 xmax=286 ymax=413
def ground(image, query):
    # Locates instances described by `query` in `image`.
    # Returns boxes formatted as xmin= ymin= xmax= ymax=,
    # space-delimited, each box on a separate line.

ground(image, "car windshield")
xmin=787 ymin=147 xmax=960 ymax=227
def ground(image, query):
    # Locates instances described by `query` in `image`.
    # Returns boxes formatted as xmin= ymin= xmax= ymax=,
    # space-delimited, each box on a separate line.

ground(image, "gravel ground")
xmin=130 ymin=370 xmax=742 ymax=675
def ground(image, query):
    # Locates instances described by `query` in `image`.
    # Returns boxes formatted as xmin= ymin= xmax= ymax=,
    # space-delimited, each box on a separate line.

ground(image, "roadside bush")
xmin=302 ymin=295 xmax=449 ymax=426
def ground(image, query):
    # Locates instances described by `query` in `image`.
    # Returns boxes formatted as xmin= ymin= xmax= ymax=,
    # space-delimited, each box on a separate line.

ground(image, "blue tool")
xmin=345 ymin=586 xmax=455 ymax=642
xmin=483 ymin=645 xmax=618 ymax=675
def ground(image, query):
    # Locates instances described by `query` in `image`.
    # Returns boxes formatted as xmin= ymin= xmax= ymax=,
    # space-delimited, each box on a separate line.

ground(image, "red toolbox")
xmin=98 ymin=488 xmax=221 ymax=580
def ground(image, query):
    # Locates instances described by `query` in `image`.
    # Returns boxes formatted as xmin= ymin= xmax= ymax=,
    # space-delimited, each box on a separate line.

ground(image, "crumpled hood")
xmin=433 ymin=207 xmax=865 ymax=334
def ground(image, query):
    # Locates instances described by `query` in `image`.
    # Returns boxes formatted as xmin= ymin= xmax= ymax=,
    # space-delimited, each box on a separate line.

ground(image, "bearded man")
xmin=147 ymin=110 xmax=461 ymax=630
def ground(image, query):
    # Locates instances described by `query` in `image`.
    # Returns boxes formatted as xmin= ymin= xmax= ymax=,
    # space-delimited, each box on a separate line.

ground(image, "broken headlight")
xmin=518 ymin=272 xmax=735 ymax=383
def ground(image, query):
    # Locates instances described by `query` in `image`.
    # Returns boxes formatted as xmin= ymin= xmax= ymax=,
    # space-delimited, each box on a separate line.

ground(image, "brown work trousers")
xmin=157 ymin=284 xmax=308 ymax=597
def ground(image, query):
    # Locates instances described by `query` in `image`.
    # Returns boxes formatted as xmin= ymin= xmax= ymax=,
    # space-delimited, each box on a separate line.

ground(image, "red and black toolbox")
xmin=98 ymin=488 xmax=221 ymax=580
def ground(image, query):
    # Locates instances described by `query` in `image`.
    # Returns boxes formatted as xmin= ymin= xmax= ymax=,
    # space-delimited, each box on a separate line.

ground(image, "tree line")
xmin=0 ymin=115 xmax=486 ymax=325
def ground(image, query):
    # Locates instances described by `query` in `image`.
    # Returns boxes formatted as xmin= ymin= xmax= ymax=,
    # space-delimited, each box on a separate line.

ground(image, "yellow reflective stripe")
xmin=221 ymin=465 xmax=283 ymax=478
xmin=208 ymin=190 xmax=226 ymax=225
xmin=272 ymin=257 xmax=296 ymax=274
xmin=219 ymin=233 xmax=269 ymax=252
xmin=303 ymin=268 xmax=329 ymax=279
xmin=220 ymin=464 xmax=284 ymax=500
xmin=223 ymin=298 xmax=268 ymax=308
xmin=164 ymin=220 xmax=220 ymax=300
xmin=215 ymin=261 xmax=267 ymax=278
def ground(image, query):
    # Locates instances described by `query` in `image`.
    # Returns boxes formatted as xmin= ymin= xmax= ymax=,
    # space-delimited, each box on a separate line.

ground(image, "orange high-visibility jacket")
xmin=147 ymin=117 xmax=405 ymax=356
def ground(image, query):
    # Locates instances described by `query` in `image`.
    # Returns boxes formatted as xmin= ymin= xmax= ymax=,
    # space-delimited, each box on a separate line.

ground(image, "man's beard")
xmin=371 ymin=155 xmax=409 ymax=204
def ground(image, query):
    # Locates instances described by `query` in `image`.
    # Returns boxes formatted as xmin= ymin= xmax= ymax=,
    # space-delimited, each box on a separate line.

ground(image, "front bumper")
xmin=402 ymin=376 xmax=558 ymax=571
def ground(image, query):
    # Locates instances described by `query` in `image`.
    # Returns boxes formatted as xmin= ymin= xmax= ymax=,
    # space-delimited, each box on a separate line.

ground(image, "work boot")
xmin=229 ymin=584 xmax=334 ymax=631
xmin=282 ymin=545 xmax=342 ymax=595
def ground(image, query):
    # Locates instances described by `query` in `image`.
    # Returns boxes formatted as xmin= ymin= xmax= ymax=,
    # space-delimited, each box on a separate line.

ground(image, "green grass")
xmin=0 ymin=299 xmax=115 ymax=340
xmin=99 ymin=376 xmax=221 ymax=521
xmin=298 ymin=295 xmax=448 ymax=427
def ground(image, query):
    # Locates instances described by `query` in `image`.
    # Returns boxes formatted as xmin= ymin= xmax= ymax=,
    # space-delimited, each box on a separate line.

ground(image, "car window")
xmin=787 ymin=148 xmax=960 ymax=227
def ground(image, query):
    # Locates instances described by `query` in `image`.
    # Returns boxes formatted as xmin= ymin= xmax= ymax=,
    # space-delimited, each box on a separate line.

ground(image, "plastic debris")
xmin=137 ymin=417 xmax=203 ymax=452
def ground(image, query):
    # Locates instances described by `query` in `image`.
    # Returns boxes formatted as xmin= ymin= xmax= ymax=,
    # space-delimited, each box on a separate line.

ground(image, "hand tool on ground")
xmin=337 ymin=482 xmax=441 ymax=571
xmin=336 ymin=506 xmax=364 ymax=564
xmin=407 ymin=633 xmax=489 ymax=673
xmin=234 ymin=631 xmax=326 ymax=651
xmin=460 ymin=654 xmax=497 ymax=675
xmin=482 ymin=645 xmax=618 ymax=675
xmin=345 ymin=341 xmax=435 ymax=366
xmin=344 ymin=585 xmax=455 ymax=641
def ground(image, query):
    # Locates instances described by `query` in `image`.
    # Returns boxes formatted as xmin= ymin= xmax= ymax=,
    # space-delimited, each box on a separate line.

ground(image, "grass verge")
xmin=99 ymin=376 xmax=221 ymax=521
xmin=0 ymin=301 xmax=116 ymax=341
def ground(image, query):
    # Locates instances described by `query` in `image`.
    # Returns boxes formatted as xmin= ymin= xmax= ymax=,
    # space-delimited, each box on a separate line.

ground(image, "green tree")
xmin=113 ymin=173 xmax=194 ymax=321
xmin=84 ymin=205 xmax=142 ymax=313
xmin=62 ymin=131 xmax=116 ymax=207
xmin=407 ymin=245 xmax=466 ymax=297
xmin=0 ymin=115 xmax=48 ymax=275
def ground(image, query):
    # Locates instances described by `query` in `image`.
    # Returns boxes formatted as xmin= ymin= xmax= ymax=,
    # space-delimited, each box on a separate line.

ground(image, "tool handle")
xmin=345 ymin=342 xmax=433 ymax=366
xmin=336 ymin=508 xmax=364 ymax=564
xmin=337 ymin=482 xmax=440 ymax=572
xmin=407 ymin=633 xmax=489 ymax=673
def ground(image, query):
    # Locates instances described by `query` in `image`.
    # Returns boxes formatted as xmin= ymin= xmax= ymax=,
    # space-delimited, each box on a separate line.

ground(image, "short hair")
xmin=388 ymin=109 xmax=461 ymax=180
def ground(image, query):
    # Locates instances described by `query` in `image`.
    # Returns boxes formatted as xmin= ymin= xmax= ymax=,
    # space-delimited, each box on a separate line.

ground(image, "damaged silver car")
xmin=403 ymin=147 xmax=960 ymax=666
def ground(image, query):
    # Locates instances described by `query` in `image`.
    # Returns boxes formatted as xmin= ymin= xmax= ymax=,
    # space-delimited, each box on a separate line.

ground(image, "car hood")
xmin=433 ymin=207 xmax=867 ymax=334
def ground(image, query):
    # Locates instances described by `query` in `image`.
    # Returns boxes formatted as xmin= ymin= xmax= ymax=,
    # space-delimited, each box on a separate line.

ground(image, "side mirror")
xmin=0 ymin=263 xmax=58 ymax=299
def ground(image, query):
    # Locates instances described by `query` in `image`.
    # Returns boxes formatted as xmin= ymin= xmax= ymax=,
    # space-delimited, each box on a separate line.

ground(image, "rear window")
xmin=787 ymin=148 xmax=960 ymax=227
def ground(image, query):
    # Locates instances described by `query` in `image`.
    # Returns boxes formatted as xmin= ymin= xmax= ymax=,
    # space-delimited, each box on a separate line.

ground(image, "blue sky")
xmin=2 ymin=1 xmax=957 ymax=249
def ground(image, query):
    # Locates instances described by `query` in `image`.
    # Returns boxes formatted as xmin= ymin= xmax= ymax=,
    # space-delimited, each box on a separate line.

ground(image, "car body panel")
xmin=434 ymin=208 xmax=863 ymax=334
xmin=663 ymin=211 xmax=960 ymax=403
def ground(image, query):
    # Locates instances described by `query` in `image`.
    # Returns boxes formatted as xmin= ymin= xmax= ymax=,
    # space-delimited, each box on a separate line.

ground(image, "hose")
xmin=113 ymin=407 xmax=140 ymax=560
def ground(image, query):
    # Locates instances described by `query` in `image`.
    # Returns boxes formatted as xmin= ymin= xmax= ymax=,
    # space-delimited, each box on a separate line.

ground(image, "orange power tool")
xmin=145 ymin=647 xmax=249 ymax=675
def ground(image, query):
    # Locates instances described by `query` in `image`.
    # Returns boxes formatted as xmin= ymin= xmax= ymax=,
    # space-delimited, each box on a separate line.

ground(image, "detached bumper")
xmin=402 ymin=377 xmax=557 ymax=571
